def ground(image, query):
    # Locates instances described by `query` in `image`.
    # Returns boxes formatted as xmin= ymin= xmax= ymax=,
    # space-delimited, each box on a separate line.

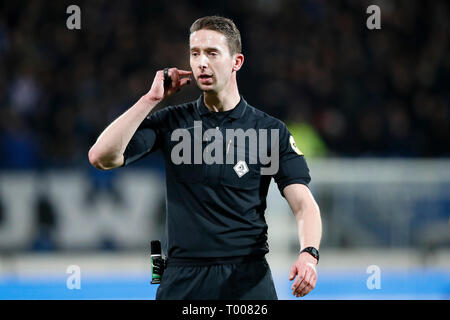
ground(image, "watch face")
xmin=302 ymin=247 xmax=319 ymax=262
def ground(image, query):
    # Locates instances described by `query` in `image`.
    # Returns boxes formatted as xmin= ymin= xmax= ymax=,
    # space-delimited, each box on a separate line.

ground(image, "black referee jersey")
xmin=123 ymin=94 xmax=311 ymax=259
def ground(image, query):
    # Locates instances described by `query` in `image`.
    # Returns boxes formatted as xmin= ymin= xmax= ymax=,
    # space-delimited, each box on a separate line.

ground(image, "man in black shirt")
xmin=89 ymin=16 xmax=322 ymax=299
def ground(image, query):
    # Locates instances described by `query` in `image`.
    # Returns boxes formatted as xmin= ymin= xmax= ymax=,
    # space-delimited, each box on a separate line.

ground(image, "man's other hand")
xmin=289 ymin=252 xmax=318 ymax=298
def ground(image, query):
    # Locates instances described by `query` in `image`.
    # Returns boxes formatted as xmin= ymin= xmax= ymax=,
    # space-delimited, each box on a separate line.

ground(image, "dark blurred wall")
xmin=0 ymin=0 xmax=449 ymax=170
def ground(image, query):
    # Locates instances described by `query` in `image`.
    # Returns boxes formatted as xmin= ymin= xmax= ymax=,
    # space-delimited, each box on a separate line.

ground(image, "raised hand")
xmin=146 ymin=67 xmax=192 ymax=102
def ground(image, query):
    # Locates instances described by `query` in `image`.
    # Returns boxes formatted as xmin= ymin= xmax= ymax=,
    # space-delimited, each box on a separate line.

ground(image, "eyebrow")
xmin=190 ymin=46 xmax=221 ymax=52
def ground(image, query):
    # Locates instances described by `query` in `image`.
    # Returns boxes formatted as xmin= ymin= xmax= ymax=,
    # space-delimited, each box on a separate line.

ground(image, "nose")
xmin=199 ymin=54 xmax=209 ymax=69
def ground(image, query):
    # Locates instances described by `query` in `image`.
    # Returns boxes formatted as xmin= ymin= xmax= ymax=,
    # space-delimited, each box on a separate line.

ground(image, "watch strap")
xmin=300 ymin=247 xmax=319 ymax=264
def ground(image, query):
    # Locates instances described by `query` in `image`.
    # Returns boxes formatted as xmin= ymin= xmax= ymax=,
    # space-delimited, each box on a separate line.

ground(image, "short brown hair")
xmin=190 ymin=16 xmax=242 ymax=55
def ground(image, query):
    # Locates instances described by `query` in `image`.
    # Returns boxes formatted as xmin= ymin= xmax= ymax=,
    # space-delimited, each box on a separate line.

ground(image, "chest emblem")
xmin=233 ymin=160 xmax=249 ymax=178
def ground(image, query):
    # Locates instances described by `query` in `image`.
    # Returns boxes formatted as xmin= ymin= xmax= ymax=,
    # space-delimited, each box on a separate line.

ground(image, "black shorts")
xmin=155 ymin=255 xmax=278 ymax=300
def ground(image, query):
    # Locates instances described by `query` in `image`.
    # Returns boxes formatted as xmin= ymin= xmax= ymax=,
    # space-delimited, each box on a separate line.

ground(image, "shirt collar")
xmin=196 ymin=94 xmax=247 ymax=119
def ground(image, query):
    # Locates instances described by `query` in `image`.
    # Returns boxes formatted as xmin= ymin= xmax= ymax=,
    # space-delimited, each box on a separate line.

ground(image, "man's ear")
xmin=232 ymin=53 xmax=244 ymax=72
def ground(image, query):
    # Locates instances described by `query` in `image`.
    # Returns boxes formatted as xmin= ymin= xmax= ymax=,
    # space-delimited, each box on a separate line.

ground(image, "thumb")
xmin=289 ymin=264 xmax=297 ymax=281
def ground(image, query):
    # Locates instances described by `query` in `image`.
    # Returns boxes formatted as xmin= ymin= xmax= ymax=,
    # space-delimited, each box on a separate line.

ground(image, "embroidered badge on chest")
xmin=233 ymin=160 xmax=249 ymax=178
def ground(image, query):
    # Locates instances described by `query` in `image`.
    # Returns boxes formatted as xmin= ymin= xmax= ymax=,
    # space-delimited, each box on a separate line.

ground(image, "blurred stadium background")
xmin=0 ymin=0 xmax=449 ymax=299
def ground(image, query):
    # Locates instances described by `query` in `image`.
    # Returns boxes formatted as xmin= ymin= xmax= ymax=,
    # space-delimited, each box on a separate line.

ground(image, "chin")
xmin=198 ymin=84 xmax=216 ymax=92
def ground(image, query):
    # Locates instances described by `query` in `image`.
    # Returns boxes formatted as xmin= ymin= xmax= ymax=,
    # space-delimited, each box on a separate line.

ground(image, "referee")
xmin=88 ymin=16 xmax=322 ymax=300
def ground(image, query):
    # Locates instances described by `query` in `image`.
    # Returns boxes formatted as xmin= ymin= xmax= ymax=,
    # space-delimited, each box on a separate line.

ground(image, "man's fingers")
xmin=294 ymin=275 xmax=309 ymax=296
xmin=293 ymin=278 xmax=305 ymax=297
xmin=167 ymin=68 xmax=194 ymax=89
xmin=169 ymin=68 xmax=192 ymax=78
xmin=178 ymin=77 xmax=192 ymax=88
xmin=177 ymin=70 xmax=193 ymax=76
xmin=291 ymin=267 xmax=306 ymax=292
xmin=291 ymin=275 xmax=301 ymax=291
xmin=289 ymin=265 xmax=297 ymax=281
xmin=166 ymin=68 xmax=179 ymax=88
xmin=161 ymin=68 xmax=191 ymax=77
xmin=295 ymin=271 xmax=314 ymax=296
xmin=299 ymin=281 xmax=314 ymax=297
xmin=148 ymin=68 xmax=191 ymax=100
xmin=296 ymin=272 xmax=317 ymax=297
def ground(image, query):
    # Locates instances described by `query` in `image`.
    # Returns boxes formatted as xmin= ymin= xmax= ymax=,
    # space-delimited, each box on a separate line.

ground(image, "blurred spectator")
xmin=0 ymin=0 xmax=449 ymax=171
xmin=31 ymin=193 xmax=58 ymax=251
xmin=0 ymin=195 xmax=4 ymax=227
xmin=0 ymin=108 xmax=40 ymax=168
xmin=84 ymin=164 xmax=124 ymax=207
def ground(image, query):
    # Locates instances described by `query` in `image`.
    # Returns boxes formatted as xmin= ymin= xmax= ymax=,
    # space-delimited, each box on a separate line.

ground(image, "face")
xmin=189 ymin=29 xmax=242 ymax=93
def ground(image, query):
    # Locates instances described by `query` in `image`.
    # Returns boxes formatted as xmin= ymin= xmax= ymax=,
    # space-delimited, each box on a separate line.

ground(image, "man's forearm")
xmin=88 ymin=94 xmax=160 ymax=170
xmin=295 ymin=200 xmax=322 ymax=251
xmin=286 ymin=184 xmax=322 ymax=297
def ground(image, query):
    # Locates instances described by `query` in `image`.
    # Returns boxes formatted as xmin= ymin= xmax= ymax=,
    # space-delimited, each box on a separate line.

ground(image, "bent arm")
xmin=88 ymin=68 xmax=192 ymax=170
xmin=88 ymin=95 xmax=160 ymax=170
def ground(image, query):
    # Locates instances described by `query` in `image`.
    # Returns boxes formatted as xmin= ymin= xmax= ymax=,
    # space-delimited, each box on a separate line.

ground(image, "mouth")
xmin=198 ymin=74 xmax=213 ymax=83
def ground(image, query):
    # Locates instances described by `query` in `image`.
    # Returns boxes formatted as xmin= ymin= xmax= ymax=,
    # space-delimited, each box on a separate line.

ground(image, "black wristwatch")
xmin=300 ymin=247 xmax=319 ymax=264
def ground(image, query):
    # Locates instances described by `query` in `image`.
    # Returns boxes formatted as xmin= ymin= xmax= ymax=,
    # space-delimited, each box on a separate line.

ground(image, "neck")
xmin=203 ymin=75 xmax=240 ymax=112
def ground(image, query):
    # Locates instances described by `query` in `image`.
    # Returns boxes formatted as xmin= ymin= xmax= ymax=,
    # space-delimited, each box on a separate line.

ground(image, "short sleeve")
xmin=122 ymin=109 xmax=166 ymax=166
xmin=272 ymin=121 xmax=311 ymax=195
